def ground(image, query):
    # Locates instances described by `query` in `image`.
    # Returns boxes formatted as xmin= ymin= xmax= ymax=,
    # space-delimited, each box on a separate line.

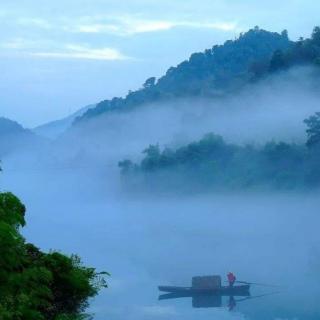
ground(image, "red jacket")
xmin=228 ymin=273 xmax=236 ymax=282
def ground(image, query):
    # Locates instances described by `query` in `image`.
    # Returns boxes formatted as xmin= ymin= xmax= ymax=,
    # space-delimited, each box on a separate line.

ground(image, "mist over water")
xmin=1 ymin=67 xmax=320 ymax=319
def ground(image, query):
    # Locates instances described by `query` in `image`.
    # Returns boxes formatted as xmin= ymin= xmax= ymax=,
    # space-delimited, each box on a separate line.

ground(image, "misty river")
xmin=3 ymin=10 xmax=320 ymax=320
xmin=2 ymin=167 xmax=319 ymax=320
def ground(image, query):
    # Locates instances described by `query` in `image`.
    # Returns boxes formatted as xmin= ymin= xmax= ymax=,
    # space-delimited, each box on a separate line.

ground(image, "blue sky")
xmin=0 ymin=0 xmax=319 ymax=127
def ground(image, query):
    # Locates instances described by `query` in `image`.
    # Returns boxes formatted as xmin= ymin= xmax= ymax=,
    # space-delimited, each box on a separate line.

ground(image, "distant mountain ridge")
xmin=0 ymin=117 xmax=45 ymax=158
xmin=0 ymin=117 xmax=29 ymax=135
xmin=33 ymin=104 xmax=95 ymax=139
xmin=75 ymin=27 xmax=292 ymax=124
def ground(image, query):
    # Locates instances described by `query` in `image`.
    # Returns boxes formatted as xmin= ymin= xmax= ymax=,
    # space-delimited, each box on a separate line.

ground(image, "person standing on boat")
xmin=227 ymin=272 xmax=236 ymax=287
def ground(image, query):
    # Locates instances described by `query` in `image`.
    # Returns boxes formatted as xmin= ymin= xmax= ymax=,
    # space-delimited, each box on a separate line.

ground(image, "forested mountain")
xmin=0 ymin=118 xmax=45 ymax=158
xmin=74 ymin=27 xmax=320 ymax=125
xmin=75 ymin=27 xmax=291 ymax=124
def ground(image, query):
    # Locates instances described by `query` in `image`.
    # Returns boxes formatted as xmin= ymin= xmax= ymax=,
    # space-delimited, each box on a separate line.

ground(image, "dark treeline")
xmin=0 ymin=189 xmax=108 ymax=320
xmin=119 ymin=113 xmax=320 ymax=191
xmin=76 ymin=26 xmax=320 ymax=124
xmin=267 ymin=27 xmax=320 ymax=73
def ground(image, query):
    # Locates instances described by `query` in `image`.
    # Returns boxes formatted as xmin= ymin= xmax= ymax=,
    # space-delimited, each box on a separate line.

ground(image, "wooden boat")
xmin=158 ymin=284 xmax=250 ymax=297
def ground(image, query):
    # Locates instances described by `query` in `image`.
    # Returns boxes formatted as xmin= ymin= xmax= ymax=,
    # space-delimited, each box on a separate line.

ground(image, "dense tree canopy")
xmin=0 ymin=191 xmax=108 ymax=320
xmin=304 ymin=112 xmax=320 ymax=148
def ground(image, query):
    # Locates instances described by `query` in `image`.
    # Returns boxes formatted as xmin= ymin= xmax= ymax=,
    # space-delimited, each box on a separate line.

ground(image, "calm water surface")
xmin=2 ymin=169 xmax=320 ymax=320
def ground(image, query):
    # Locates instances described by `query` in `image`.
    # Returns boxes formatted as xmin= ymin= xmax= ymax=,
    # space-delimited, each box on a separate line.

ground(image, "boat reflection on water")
xmin=158 ymin=275 xmax=278 ymax=311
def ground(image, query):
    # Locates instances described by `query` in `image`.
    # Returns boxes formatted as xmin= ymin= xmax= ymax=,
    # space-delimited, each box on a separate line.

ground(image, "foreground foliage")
xmin=0 ymin=192 xmax=108 ymax=320
xmin=119 ymin=113 xmax=320 ymax=191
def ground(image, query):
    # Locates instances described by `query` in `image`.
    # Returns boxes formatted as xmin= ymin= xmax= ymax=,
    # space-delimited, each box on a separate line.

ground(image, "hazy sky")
xmin=0 ymin=0 xmax=319 ymax=127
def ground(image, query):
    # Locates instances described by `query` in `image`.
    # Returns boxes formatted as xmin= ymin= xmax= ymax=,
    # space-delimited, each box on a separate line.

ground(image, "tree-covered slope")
xmin=75 ymin=27 xmax=320 ymax=126
xmin=75 ymin=27 xmax=292 ymax=123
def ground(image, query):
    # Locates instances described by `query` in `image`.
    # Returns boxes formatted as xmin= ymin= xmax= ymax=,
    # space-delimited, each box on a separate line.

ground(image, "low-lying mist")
xmin=3 ymin=66 xmax=320 ymax=172
xmin=58 ymin=66 xmax=320 ymax=166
